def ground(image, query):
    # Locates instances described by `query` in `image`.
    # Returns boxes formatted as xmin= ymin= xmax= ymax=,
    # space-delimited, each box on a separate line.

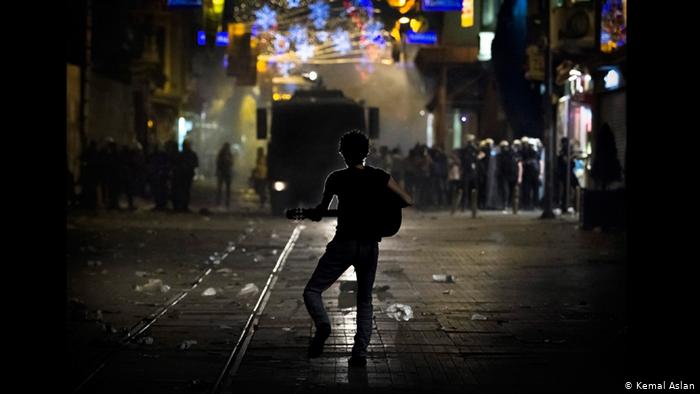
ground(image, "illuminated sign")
xmin=406 ymin=31 xmax=438 ymax=45
xmin=422 ymin=0 xmax=462 ymax=11
xmin=604 ymin=69 xmax=620 ymax=89
xmin=197 ymin=31 xmax=206 ymax=46
xmin=216 ymin=32 xmax=229 ymax=47
xmin=167 ymin=0 xmax=202 ymax=7
xmin=461 ymin=0 xmax=474 ymax=27
xmin=478 ymin=32 xmax=495 ymax=61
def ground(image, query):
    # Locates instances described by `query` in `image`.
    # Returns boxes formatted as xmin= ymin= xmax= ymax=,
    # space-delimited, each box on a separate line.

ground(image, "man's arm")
xmin=388 ymin=176 xmax=413 ymax=206
xmin=310 ymin=175 xmax=335 ymax=221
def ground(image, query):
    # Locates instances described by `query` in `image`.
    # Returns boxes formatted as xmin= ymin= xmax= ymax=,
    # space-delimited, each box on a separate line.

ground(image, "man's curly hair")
xmin=338 ymin=130 xmax=369 ymax=166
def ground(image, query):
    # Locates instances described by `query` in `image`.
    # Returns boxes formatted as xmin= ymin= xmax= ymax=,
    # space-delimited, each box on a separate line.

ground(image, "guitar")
xmin=285 ymin=189 xmax=408 ymax=238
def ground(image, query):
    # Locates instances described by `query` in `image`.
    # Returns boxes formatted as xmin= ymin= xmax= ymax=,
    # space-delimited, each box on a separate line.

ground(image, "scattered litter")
xmin=216 ymin=268 xmax=233 ymax=274
xmin=471 ymin=313 xmax=488 ymax=321
xmin=374 ymin=285 xmax=390 ymax=292
xmin=134 ymin=279 xmax=170 ymax=293
xmin=443 ymin=289 xmax=452 ymax=295
xmin=272 ymin=249 xmax=278 ymax=255
xmin=87 ymin=260 xmax=103 ymax=267
xmin=386 ymin=304 xmax=413 ymax=321
xmin=135 ymin=271 xmax=150 ymax=278
xmin=179 ymin=340 xmax=198 ymax=350
xmin=137 ymin=336 xmax=154 ymax=345
xmin=480 ymin=251 xmax=486 ymax=256
xmin=238 ymin=283 xmax=260 ymax=297
xmin=432 ymin=274 xmax=454 ymax=283
xmin=202 ymin=287 xmax=217 ymax=296
xmin=253 ymin=255 xmax=263 ymax=263
xmin=282 ymin=327 xmax=294 ymax=332
xmin=270 ymin=232 xmax=279 ymax=239
xmin=241 ymin=248 xmax=247 ymax=253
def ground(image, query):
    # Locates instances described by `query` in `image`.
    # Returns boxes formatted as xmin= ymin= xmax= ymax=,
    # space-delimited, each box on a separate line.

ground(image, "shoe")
xmin=308 ymin=324 xmax=331 ymax=358
xmin=348 ymin=355 xmax=367 ymax=367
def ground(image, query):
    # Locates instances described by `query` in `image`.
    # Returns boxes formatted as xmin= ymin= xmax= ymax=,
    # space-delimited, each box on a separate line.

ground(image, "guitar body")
xmin=286 ymin=189 xmax=408 ymax=238
xmin=375 ymin=188 xmax=406 ymax=237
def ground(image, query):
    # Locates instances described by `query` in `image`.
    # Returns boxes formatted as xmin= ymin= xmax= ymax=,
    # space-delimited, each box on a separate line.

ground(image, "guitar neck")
xmin=316 ymin=209 xmax=339 ymax=218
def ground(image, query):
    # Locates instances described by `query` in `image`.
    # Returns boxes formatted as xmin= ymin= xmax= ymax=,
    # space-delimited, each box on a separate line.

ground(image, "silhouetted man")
xmin=304 ymin=130 xmax=413 ymax=367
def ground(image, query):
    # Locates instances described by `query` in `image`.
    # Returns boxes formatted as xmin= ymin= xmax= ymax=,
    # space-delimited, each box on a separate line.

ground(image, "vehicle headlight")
xmin=273 ymin=181 xmax=287 ymax=192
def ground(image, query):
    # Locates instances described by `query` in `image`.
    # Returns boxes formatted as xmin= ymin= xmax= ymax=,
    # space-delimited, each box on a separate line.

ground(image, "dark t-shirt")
xmin=322 ymin=165 xmax=391 ymax=242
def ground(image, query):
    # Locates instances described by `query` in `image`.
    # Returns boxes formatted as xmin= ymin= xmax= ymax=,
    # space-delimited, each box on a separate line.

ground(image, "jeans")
xmin=303 ymin=239 xmax=379 ymax=357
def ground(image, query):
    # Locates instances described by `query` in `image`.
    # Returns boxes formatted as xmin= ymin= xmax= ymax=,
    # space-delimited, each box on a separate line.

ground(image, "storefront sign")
xmin=422 ymin=0 xmax=462 ymax=11
xmin=406 ymin=31 xmax=438 ymax=45
xmin=604 ymin=69 xmax=620 ymax=89
xmin=461 ymin=0 xmax=474 ymax=27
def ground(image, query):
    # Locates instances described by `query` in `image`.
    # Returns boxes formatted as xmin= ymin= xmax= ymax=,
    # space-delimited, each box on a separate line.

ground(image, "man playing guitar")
xmin=301 ymin=130 xmax=413 ymax=367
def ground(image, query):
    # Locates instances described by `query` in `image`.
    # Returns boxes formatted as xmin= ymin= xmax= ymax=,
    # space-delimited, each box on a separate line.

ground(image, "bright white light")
xmin=569 ymin=69 xmax=582 ymax=76
xmin=426 ymin=113 xmax=434 ymax=148
xmin=399 ymin=17 xmax=410 ymax=24
xmin=461 ymin=116 xmax=467 ymax=122
xmin=604 ymin=69 xmax=620 ymax=89
xmin=419 ymin=110 xmax=425 ymax=116
xmin=308 ymin=71 xmax=318 ymax=81
xmin=273 ymin=181 xmax=287 ymax=191
xmin=478 ymin=32 xmax=495 ymax=61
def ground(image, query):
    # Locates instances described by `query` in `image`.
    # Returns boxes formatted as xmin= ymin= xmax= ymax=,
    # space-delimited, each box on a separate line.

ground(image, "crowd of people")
xmin=69 ymin=138 xmax=200 ymax=212
xmin=366 ymin=134 xmax=580 ymax=213
xmin=68 ymin=134 xmax=581 ymax=214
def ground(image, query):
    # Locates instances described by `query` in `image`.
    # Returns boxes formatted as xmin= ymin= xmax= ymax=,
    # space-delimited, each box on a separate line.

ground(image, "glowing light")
xmin=461 ymin=0 xmax=474 ymax=27
xmin=287 ymin=0 xmax=301 ymax=7
xmin=478 ymin=32 xmax=495 ymax=61
xmin=273 ymin=181 xmax=287 ymax=191
xmin=316 ymin=31 xmax=329 ymax=43
xmin=273 ymin=33 xmax=290 ymax=54
xmin=569 ymin=69 xmax=582 ymax=76
xmin=288 ymin=24 xmax=308 ymax=46
xmin=362 ymin=19 xmax=384 ymax=45
xmin=604 ymin=69 xmax=620 ymax=89
xmin=215 ymin=32 xmax=229 ymax=46
xmin=212 ymin=0 xmax=224 ymax=13
xmin=147 ymin=120 xmax=154 ymax=128
xmin=409 ymin=18 xmax=423 ymax=33
xmin=461 ymin=116 xmax=467 ymax=122
xmin=399 ymin=17 xmax=410 ymax=24
xmin=296 ymin=42 xmax=315 ymax=62
xmin=254 ymin=5 xmax=277 ymax=32
xmin=309 ymin=1 xmax=330 ymax=29
xmin=419 ymin=110 xmax=425 ymax=116
xmin=426 ymin=113 xmax=434 ymax=148
xmin=308 ymin=71 xmax=318 ymax=81
xmin=331 ymin=28 xmax=352 ymax=54
xmin=278 ymin=62 xmax=294 ymax=76
xmin=197 ymin=31 xmax=206 ymax=46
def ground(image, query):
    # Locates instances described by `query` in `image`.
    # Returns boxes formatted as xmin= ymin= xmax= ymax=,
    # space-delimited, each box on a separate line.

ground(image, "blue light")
xmin=421 ymin=0 xmax=462 ymax=11
xmin=168 ymin=0 xmax=202 ymax=8
xmin=197 ymin=31 xmax=206 ymax=46
xmin=406 ymin=31 xmax=437 ymax=45
xmin=215 ymin=32 xmax=229 ymax=47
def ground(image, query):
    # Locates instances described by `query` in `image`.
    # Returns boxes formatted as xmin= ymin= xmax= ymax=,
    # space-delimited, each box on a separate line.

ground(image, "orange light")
xmin=147 ymin=120 xmax=154 ymax=128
